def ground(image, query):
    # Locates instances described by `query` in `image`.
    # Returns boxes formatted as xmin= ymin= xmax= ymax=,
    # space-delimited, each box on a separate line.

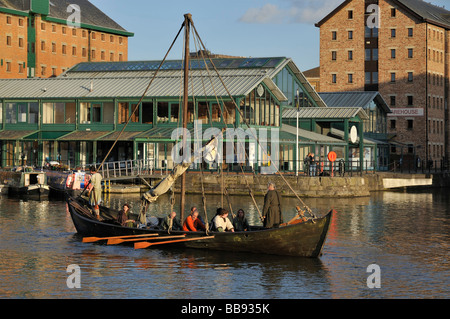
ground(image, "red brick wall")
xmin=0 ymin=12 xmax=129 ymax=79
xmin=319 ymin=0 xmax=366 ymax=92
xmin=0 ymin=13 xmax=28 ymax=79
xmin=318 ymin=0 xmax=449 ymax=161
xmin=35 ymin=15 xmax=129 ymax=77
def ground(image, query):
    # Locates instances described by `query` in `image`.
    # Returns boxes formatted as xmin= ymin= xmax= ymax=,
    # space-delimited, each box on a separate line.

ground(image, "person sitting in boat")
xmin=117 ymin=203 xmax=135 ymax=227
xmin=161 ymin=211 xmax=182 ymax=231
xmin=212 ymin=208 xmax=234 ymax=232
xmin=182 ymin=208 xmax=206 ymax=232
xmin=233 ymin=209 xmax=250 ymax=232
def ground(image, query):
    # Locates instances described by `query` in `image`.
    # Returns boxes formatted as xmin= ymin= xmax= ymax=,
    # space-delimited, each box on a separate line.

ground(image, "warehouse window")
xmin=43 ymin=102 xmax=76 ymax=124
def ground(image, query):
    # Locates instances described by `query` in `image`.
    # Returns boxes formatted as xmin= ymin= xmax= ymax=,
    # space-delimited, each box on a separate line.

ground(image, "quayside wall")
xmin=110 ymin=172 xmax=450 ymax=197
xmin=171 ymin=173 xmax=377 ymax=198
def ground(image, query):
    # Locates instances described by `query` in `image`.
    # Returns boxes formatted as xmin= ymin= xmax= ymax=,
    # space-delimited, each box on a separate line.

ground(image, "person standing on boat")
xmin=88 ymin=166 xmax=103 ymax=220
xmin=262 ymin=182 xmax=283 ymax=228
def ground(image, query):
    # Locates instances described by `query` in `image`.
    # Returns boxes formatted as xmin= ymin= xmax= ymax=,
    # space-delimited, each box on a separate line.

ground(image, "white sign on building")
xmin=388 ymin=108 xmax=424 ymax=117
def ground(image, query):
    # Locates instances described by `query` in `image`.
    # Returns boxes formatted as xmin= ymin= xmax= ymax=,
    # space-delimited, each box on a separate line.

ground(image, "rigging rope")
xmin=190 ymin=21 xmax=314 ymax=217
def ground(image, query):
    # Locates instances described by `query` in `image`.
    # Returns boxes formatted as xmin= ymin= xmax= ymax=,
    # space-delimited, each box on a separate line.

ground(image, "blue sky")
xmin=90 ymin=0 xmax=450 ymax=72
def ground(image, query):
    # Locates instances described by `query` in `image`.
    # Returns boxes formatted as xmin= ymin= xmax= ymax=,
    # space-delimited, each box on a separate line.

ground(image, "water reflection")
xmin=0 ymin=190 xmax=448 ymax=298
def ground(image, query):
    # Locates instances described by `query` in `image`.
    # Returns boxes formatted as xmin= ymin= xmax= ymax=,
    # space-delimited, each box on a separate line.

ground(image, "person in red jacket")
xmin=182 ymin=207 xmax=206 ymax=231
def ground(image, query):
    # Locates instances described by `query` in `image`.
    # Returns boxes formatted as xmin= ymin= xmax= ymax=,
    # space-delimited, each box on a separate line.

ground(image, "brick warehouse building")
xmin=0 ymin=0 xmax=133 ymax=79
xmin=316 ymin=0 xmax=450 ymax=166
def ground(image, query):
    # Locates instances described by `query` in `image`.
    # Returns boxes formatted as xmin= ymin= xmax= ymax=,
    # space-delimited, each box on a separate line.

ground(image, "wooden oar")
xmin=82 ymin=233 xmax=159 ymax=243
xmin=281 ymin=206 xmax=309 ymax=227
xmin=134 ymin=236 xmax=215 ymax=250
xmin=107 ymin=234 xmax=186 ymax=245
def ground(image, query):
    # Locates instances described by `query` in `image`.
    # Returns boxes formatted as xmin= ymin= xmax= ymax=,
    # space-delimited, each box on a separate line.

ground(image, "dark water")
xmin=0 ymin=189 xmax=448 ymax=299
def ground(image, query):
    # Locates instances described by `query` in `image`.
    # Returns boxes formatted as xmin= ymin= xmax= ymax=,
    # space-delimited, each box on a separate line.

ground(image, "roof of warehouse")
xmin=0 ymin=57 xmax=324 ymax=105
xmin=0 ymin=70 xmax=286 ymax=101
xmin=319 ymin=91 xmax=392 ymax=114
xmin=282 ymin=107 xmax=369 ymax=120
xmin=0 ymin=0 xmax=132 ymax=35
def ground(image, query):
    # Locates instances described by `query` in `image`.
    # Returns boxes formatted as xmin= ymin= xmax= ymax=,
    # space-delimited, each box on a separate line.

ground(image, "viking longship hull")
xmin=67 ymin=197 xmax=333 ymax=258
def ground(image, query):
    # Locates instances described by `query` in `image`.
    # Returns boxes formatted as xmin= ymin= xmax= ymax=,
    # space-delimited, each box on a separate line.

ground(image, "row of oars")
xmin=82 ymin=233 xmax=214 ymax=250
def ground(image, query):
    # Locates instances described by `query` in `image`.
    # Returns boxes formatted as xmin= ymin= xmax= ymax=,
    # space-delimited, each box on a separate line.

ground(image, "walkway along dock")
xmin=98 ymin=165 xmax=450 ymax=198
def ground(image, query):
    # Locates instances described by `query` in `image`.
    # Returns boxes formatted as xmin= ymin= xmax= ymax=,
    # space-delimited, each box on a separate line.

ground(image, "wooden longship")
xmin=67 ymin=196 xmax=333 ymax=257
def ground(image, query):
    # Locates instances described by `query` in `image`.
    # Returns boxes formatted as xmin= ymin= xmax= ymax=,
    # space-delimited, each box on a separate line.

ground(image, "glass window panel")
xmin=118 ymin=102 xmax=128 ymax=124
xmin=157 ymin=102 xmax=169 ymax=123
xmin=372 ymin=72 xmax=378 ymax=84
xmin=43 ymin=103 xmax=53 ymax=124
xmin=365 ymin=49 xmax=371 ymax=61
xmin=92 ymin=104 xmax=101 ymax=123
xmin=187 ymin=102 xmax=195 ymax=123
xmin=130 ymin=103 xmax=139 ymax=123
xmin=80 ymin=102 xmax=90 ymax=124
xmin=142 ymin=102 xmax=153 ymax=124
xmin=6 ymin=103 xmax=17 ymax=124
xmin=103 ymin=102 xmax=114 ymax=124
xmin=197 ymin=101 xmax=209 ymax=124
xmin=18 ymin=103 xmax=27 ymax=123
xmin=286 ymin=71 xmax=293 ymax=106
xmin=29 ymin=103 xmax=39 ymax=124
xmin=224 ymin=101 xmax=235 ymax=125
xmin=170 ymin=103 xmax=179 ymax=123
xmin=65 ymin=102 xmax=76 ymax=124
xmin=372 ymin=28 xmax=378 ymax=38
xmin=54 ymin=103 xmax=65 ymax=124
xmin=365 ymin=72 xmax=371 ymax=84
xmin=211 ymin=103 xmax=221 ymax=123
xmin=372 ymin=49 xmax=378 ymax=61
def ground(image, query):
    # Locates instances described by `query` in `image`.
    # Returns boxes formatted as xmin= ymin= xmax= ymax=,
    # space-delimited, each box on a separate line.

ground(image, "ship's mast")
xmin=180 ymin=13 xmax=192 ymax=222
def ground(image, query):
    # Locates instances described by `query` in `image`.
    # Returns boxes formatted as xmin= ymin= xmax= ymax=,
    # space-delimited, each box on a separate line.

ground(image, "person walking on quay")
xmin=262 ymin=182 xmax=283 ymax=228
xmin=88 ymin=166 xmax=103 ymax=220
xmin=309 ymin=153 xmax=316 ymax=176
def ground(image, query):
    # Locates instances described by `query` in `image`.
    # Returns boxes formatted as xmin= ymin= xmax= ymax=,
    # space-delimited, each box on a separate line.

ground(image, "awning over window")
xmin=23 ymin=131 xmax=72 ymax=141
xmin=0 ymin=130 xmax=38 ymax=140
xmin=57 ymin=131 xmax=110 ymax=141
xmin=100 ymin=131 xmax=142 ymax=141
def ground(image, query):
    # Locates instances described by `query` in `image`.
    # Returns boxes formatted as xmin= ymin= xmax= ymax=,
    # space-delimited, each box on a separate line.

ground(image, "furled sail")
xmin=142 ymin=136 xmax=219 ymax=204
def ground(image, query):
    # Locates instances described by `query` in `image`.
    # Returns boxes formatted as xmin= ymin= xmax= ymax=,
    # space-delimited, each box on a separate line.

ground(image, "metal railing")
xmin=92 ymin=159 xmax=155 ymax=180
xmin=188 ymin=159 xmax=377 ymax=177
xmin=35 ymin=157 xmax=450 ymax=178
xmin=389 ymin=159 xmax=449 ymax=174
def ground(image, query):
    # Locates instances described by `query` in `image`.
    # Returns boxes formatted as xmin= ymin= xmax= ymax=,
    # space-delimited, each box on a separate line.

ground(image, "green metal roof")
xmin=0 ymin=130 xmax=37 ymax=140
xmin=134 ymin=125 xmax=346 ymax=145
xmin=23 ymin=131 xmax=71 ymax=141
xmin=283 ymin=107 xmax=369 ymax=120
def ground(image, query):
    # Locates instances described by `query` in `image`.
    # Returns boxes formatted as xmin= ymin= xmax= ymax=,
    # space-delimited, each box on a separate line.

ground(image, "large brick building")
xmin=0 ymin=0 xmax=133 ymax=79
xmin=316 ymin=0 xmax=450 ymax=164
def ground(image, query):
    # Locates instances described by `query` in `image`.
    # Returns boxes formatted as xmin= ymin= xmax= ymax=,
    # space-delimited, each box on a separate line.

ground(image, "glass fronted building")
xmin=0 ymin=57 xmax=376 ymax=173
